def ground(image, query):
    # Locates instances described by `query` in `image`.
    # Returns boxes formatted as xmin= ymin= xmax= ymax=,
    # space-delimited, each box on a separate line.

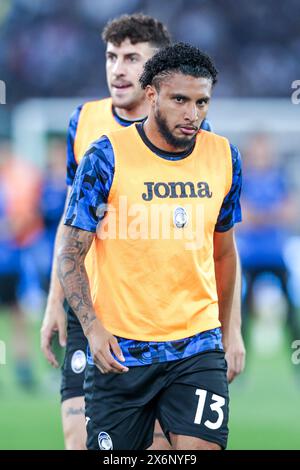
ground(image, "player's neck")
xmin=114 ymin=101 xmax=149 ymax=122
xmin=143 ymin=118 xmax=192 ymax=154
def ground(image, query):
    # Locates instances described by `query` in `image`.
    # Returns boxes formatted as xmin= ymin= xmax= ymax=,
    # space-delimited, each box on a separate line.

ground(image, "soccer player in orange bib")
xmin=40 ymin=14 xmax=172 ymax=449
xmin=58 ymin=43 xmax=243 ymax=450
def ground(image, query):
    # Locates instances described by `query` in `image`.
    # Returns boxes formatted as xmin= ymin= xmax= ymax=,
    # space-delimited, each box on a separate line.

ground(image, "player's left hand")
xmin=225 ymin=329 xmax=246 ymax=383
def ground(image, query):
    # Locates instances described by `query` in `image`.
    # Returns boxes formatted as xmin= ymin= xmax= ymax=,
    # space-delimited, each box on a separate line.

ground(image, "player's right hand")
xmin=41 ymin=302 xmax=67 ymax=368
xmin=86 ymin=319 xmax=129 ymax=375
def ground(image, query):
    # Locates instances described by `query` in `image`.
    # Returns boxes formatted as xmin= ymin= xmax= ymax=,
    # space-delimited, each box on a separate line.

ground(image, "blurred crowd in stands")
xmin=0 ymin=0 xmax=299 ymax=102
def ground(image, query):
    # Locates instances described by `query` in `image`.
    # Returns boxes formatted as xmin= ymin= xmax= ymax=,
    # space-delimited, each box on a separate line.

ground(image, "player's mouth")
xmin=178 ymin=125 xmax=198 ymax=136
xmin=112 ymin=82 xmax=133 ymax=92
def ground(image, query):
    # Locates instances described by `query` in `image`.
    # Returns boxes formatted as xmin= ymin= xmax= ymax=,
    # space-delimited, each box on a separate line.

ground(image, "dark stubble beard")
xmin=155 ymin=108 xmax=197 ymax=150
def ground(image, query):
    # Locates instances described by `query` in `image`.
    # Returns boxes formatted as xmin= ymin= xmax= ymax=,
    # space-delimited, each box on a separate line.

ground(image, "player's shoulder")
xmin=94 ymin=123 xmax=136 ymax=153
xmin=80 ymin=97 xmax=112 ymax=113
xmin=199 ymin=130 xmax=242 ymax=168
xmin=199 ymin=128 xmax=230 ymax=147
xmin=200 ymin=130 xmax=240 ymax=153
xmin=81 ymin=124 xmax=133 ymax=171
xmin=86 ymin=134 xmax=113 ymax=156
xmin=99 ymin=120 xmax=136 ymax=145
xmin=73 ymin=134 xmax=114 ymax=181
xmin=69 ymin=97 xmax=113 ymax=131
xmin=229 ymin=143 xmax=242 ymax=167
xmin=69 ymin=103 xmax=84 ymax=124
xmin=81 ymin=135 xmax=114 ymax=172
xmin=200 ymin=118 xmax=212 ymax=132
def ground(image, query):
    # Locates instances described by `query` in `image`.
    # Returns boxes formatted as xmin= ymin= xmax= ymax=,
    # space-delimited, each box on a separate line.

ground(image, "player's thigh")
xmin=170 ymin=433 xmax=221 ymax=450
xmin=85 ymin=364 xmax=157 ymax=450
xmin=61 ymin=396 xmax=86 ymax=450
xmin=60 ymin=307 xmax=87 ymax=402
xmin=147 ymin=420 xmax=171 ymax=450
xmin=157 ymin=351 xmax=229 ymax=450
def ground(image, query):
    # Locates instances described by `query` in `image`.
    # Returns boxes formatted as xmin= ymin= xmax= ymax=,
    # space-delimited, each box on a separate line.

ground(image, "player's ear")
xmin=145 ymin=85 xmax=157 ymax=106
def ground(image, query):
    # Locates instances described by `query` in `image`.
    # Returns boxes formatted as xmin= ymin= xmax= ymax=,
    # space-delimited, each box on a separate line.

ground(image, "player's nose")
xmin=184 ymin=103 xmax=198 ymax=123
xmin=112 ymin=59 xmax=126 ymax=76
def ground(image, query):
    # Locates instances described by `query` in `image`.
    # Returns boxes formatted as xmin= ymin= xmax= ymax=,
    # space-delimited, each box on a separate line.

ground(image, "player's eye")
xmin=197 ymin=99 xmax=209 ymax=107
xmin=127 ymin=56 xmax=138 ymax=63
xmin=174 ymin=96 xmax=185 ymax=103
xmin=107 ymin=54 xmax=116 ymax=62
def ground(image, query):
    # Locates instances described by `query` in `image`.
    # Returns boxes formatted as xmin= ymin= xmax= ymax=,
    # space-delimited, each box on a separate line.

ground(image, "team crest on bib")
xmin=71 ymin=350 xmax=86 ymax=374
xmin=173 ymin=206 xmax=188 ymax=228
xmin=98 ymin=431 xmax=113 ymax=450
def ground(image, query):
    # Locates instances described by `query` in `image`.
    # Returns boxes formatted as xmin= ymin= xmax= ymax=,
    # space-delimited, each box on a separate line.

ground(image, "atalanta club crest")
xmin=173 ymin=206 xmax=188 ymax=228
xmin=71 ymin=350 xmax=87 ymax=374
xmin=98 ymin=431 xmax=113 ymax=450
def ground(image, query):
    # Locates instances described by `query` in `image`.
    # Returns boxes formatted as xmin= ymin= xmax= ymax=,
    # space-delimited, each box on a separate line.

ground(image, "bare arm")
xmin=57 ymin=225 xmax=96 ymax=333
xmin=225 ymin=238 xmax=246 ymax=382
xmin=40 ymin=187 xmax=71 ymax=367
xmin=213 ymin=228 xmax=237 ymax=351
xmin=230 ymin=239 xmax=242 ymax=336
xmin=57 ymin=225 xmax=128 ymax=374
xmin=47 ymin=187 xmax=72 ymax=307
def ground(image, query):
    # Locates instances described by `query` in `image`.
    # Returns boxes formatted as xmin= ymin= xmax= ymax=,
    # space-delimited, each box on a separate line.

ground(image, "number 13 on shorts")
xmin=194 ymin=389 xmax=225 ymax=430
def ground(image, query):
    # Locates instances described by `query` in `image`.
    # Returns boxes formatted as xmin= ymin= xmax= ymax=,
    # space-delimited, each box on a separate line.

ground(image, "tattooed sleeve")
xmin=57 ymin=225 xmax=96 ymax=333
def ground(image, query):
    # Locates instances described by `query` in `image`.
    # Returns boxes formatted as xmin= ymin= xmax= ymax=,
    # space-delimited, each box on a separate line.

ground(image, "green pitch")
xmin=0 ymin=310 xmax=299 ymax=450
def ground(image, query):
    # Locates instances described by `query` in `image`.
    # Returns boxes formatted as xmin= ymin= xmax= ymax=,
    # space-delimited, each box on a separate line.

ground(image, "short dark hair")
xmin=140 ymin=42 xmax=218 ymax=90
xmin=102 ymin=13 xmax=171 ymax=49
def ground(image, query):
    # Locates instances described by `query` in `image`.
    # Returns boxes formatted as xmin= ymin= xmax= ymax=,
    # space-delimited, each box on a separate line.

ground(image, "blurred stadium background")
xmin=1 ymin=0 xmax=300 ymax=450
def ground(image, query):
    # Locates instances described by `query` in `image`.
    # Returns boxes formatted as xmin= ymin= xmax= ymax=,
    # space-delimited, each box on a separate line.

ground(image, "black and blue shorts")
xmin=60 ymin=305 xmax=88 ymax=402
xmin=84 ymin=349 xmax=229 ymax=450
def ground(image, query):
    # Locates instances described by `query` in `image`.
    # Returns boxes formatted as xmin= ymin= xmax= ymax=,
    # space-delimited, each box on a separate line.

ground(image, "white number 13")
xmin=194 ymin=389 xmax=225 ymax=430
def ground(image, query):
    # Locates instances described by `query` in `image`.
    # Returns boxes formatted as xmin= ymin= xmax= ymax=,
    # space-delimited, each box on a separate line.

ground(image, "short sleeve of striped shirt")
xmin=215 ymin=144 xmax=242 ymax=232
xmin=66 ymin=105 xmax=83 ymax=186
xmin=64 ymin=136 xmax=115 ymax=232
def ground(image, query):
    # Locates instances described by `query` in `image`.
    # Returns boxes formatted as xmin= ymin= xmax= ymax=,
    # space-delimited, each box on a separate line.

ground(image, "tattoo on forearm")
xmin=57 ymin=226 xmax=96 ymax=332
xmin=66 ymin=406 xmax=85 ymax=417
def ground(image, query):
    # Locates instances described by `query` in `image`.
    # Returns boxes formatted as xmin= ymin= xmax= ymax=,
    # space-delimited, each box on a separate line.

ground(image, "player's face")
xmin=106 ymin=39 xmax=156 ymax=110
xmin=149 ymin=73 xmax=212 ymax=149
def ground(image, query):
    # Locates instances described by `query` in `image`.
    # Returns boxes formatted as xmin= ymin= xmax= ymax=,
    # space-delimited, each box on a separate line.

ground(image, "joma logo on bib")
xmin=142 ymin=181 xmax=212 ymax=201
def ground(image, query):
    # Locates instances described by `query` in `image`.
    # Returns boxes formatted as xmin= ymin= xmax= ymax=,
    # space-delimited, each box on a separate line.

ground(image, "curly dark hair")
xmin=140 ymin=42 xmax=218 ymax=89
xmin=102 ymin=13 xmax=171 ymax=49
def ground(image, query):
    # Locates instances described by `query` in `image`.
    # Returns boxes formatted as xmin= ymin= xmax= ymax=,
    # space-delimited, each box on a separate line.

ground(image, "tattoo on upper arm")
xmin=57 ymin=227 xmax=96 ymax=331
